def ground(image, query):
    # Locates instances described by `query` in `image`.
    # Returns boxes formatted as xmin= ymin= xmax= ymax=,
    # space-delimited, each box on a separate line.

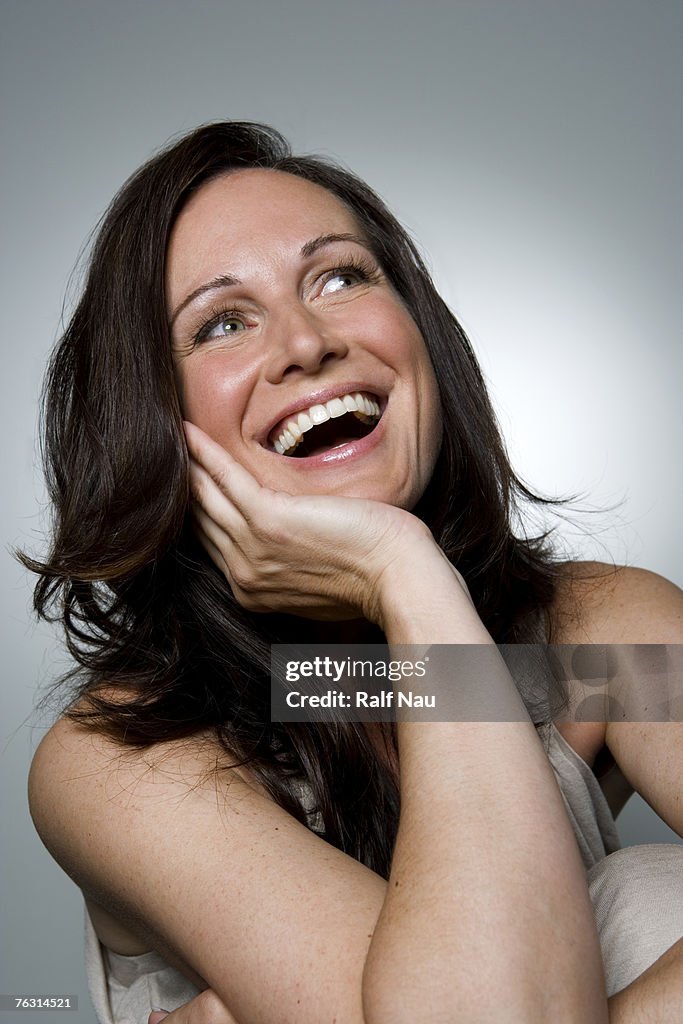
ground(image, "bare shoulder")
xmin=548 ymin=564 xmax=683 ymax=839
xmin=28 ymin=707 xmax=385 ymax=1023
xmin=28 ymin=708 xmax=248 ymax=870
xmin=29 ymin=703 xmax=240 ymax=798
xmin=28 ymin=708 xmax=252 ymax=969
xmin=549 ymin=560 xmax=683 ymax=645
xmin=546 ymin=562 xmax=683 ymax=769
xmin=28 ymin=703 xmax=274 ymax=900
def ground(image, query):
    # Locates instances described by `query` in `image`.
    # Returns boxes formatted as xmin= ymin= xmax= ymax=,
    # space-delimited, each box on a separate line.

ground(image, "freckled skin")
xmin=167 ymin=169 xmax=442 ymax=509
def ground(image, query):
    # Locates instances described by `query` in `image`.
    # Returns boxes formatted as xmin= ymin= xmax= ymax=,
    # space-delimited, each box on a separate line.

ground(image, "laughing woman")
xmin=26 ymin=122 xmax=683 ymax=1024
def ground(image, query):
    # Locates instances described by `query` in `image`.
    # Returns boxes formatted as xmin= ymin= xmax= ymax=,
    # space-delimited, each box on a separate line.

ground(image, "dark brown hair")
xmin=26 ymin=122 xmax=567 ymax=876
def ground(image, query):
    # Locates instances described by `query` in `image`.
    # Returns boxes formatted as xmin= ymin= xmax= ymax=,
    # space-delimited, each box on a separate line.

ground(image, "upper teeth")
xmin=271 ymin=392 xmax=381 ymax=455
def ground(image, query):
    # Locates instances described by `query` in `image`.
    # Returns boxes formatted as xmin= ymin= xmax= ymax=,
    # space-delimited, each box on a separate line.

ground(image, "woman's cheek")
xmin=175 ymin=358 xmax=246 ymax=439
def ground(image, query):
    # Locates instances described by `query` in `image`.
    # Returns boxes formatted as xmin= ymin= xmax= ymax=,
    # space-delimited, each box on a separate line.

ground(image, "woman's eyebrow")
xmin=170 ymin=273 xmax=241 ymax=328
xmin=170 ymin=233 xmax=370 ymax=328
xmin=299 ymin=232 xmax=370 ymax=258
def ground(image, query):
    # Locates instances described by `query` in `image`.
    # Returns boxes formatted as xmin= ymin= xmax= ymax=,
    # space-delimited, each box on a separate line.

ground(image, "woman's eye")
xmin=202 ymin=315 xmax=247 ymax=341
xmin=320 ymin=270 xmax=363 ymax=297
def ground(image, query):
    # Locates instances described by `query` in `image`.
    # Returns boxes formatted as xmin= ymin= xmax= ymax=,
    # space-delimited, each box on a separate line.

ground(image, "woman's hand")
xmin=184 ymin=420 xmax=438 ymax=624
xmin=148 ymin=989 xmax=237 ymax=1024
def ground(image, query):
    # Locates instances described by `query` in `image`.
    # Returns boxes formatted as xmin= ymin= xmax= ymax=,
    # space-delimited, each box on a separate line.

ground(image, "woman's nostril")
xmin=280 ymin=348 xmax=341 ymax=379
xmin=282 ymin=361 xmax=309 ymax=377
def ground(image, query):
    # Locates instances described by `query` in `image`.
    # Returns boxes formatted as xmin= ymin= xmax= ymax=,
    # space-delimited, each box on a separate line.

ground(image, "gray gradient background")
xmin=2 ymin=1 xmax=681 ymax=1019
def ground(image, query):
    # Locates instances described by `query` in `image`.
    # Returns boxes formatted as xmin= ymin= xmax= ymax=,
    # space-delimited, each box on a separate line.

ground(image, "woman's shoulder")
xmin=27 ymin=708 xmax=234 ymax=968
xmin=28 ymin=701 xmax=265 ymax=910
xmin=28 ymin=699 xmax=388 ymax=1022
xmin=544 ymin=561 xmax=683 ymax=767
xmin=28 ymin=705 xmax=288 ymax=973
xmin=28 ymin=701 xmax=259 ymax=871
xmin=548 ymin=560 xmax=683 ymax=645
xmin=29 ymin=696 xmax=232 ymax=800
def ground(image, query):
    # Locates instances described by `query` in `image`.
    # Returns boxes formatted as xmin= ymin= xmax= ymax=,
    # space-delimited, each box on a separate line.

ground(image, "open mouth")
xmin=268 ymin=391 xmax=383 ymax=458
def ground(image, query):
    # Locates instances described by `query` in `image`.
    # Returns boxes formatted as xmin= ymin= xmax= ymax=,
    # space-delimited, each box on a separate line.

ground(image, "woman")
xmin=26 ymin=122 xmax=683 ymax=1023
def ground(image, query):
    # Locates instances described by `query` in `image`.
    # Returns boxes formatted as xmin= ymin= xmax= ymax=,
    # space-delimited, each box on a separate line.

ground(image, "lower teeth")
xmin=285 ymin=415 xmax=379 ymax=457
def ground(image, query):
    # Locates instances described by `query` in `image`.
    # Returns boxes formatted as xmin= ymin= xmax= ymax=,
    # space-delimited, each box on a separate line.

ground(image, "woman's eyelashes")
xmin=196 ymin=308 xmax=249 ymax=344
xmin=190 ymin=255 xmax=381 ymax=347
xmin=318 ymin=255 xmax=380 ymax=297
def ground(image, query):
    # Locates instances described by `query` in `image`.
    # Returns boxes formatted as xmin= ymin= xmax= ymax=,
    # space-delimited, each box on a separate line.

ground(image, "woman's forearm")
xmin=607 ymin=937 xmax=683 ymax=1024
xmin=362 ymin=549 xmax=609 ymax=1024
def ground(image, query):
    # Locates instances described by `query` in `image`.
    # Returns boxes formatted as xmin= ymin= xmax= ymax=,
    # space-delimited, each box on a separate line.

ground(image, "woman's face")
xmin=167 ymin=169 xmax=442 ymax=508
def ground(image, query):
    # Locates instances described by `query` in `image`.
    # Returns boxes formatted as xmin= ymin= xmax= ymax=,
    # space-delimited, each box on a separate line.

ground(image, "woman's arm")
xmin=601 ymin=570 xmax=683 ymax=841
xmin=360 ymin=548 xmax=607 ymax=1023
xmin=607 ymin=936 xmax=683 ymax=1024
xmin=188 ymin=423 xmax=609 ymax=1020
xmin=551 ymin=564 xmax=683 ymax=839
xmin=549 ymin=563 xmax=683 ymax=1022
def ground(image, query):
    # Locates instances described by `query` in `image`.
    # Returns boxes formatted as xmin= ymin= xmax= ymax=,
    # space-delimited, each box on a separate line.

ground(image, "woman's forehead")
xmin=172 ymin=169 xmax=363 ymax=252
xmin=166 ymin=168 xmax=368 ymax=308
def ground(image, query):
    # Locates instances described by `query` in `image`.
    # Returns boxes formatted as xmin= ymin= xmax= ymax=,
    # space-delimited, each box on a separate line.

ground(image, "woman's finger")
xmin=184 ymin=421 xmax=263 ymax=511
xmin=192 ymin=508 xmax=231 ymax=574
xmin=189 ymin=459 xmax=243 ymax=536
xmin=190 ymin=499 xmax=244 ymax=579
xmin=191 ymin=504 xmax=275 ymax=607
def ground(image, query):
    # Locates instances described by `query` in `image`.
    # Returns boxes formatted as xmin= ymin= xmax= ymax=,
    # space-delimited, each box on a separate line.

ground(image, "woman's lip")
xmin=261 ymin=383 xmax=387 ymax=447
xmin=267 ymin=408 xmax=387 ymax=468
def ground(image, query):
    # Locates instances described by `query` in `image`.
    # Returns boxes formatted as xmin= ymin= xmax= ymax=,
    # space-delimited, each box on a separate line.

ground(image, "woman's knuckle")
xmin=189 ymin=476 xmax=205 ymax=504
xmin=229 ymin=562 xmax=255 ymax=592
xmin=229 ymin=578 xmax=259 ymax=610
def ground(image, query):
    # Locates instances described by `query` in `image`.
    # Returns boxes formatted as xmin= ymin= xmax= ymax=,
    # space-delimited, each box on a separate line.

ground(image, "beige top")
xmin=83 ymin=721 xmax=623 ymax=1022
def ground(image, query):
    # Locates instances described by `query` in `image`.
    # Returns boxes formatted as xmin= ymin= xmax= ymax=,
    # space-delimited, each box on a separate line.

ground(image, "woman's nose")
xmin=263 ymin=306 xmax=349 ymax=383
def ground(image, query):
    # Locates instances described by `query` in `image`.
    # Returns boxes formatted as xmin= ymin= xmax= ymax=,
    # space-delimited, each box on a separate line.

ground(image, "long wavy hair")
xmin=25 ymin=121 xmax=568 ymax=877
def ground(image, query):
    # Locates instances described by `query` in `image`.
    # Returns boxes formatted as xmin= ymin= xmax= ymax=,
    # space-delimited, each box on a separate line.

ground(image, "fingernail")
xmin=150 ymin=1009 xmax=168 ymax=1014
